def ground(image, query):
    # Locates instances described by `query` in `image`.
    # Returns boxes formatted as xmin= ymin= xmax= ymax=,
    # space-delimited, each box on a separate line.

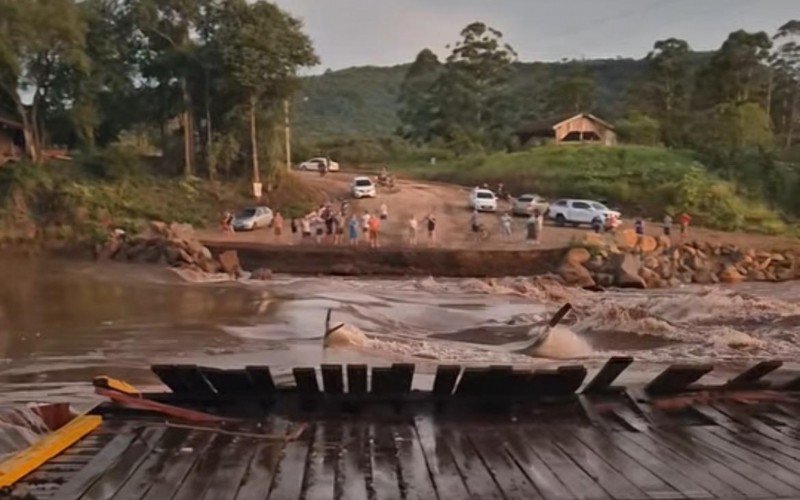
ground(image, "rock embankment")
xmin=559 ymin=229 xmax=799 ymax=289
xmin=94 ymin=221 xmax=271 ymax=279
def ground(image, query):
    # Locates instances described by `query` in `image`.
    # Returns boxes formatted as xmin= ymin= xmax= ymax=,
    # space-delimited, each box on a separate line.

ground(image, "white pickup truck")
xmin=548 ymin=199 xmax=621 ymax=227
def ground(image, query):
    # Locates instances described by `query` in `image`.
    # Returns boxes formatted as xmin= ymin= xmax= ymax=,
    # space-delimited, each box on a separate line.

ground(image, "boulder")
xmin=609 ymin=253 xmax=646 ymax=288
xmin=639 ymin=267 xmax=664 ymax=288
xmin=96 ymin=237 xmax=122 ymax=260
xmin=692 ymin=268 xmax=714 ymax=284
xmin=565 ymin=247 xmax=591 ymax=265
xmin=581 ymin=232 xmax=606 ymax=247
xmin=168 ymin=222 xmax=195 ymax=241
xmin=218 ymin=250 xmax=241 ymax=274
xmin=718 ymin=265 xmax=744 ymax=284
xmin=251 ymin=268 xmax=273 ymax=280
xmin=643 ymin=256 xmax=660 ymax=270
xmin=656 ymin=234 xmax=672 ymax=249
xmin=747 ymin=268 xmax=766 ymax=281
xmin=594 ymin=273 xmax=615 ymax=287
xmin=615 ymin=229 xmax=638 ymax=250
xmin=164 ymin=246 xmax=182 ymax=266
xmin=558 ymin=262 xmax=596 ymax=288
xmin=585 ymin=255 xmax=606 ymax=272
xmin=637 ymin=235 xmax=658 ymax=253
xmin=198 ymin=258 xmax=220 ymax=274
xmin=775 ymin=268 xmax=794 ymax=282
xmin=148 ymin=221 xmax=169 ymax=237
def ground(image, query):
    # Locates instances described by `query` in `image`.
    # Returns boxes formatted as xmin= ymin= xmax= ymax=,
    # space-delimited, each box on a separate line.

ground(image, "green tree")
xmin=695 ymin=30 xmax=772 ymax=108
xmin=615 ymin=111 xmax=661 ymax=146
xmin=0 ymin=0 xmax=87 ymax=162
xmin=217 ymin=0 xmax=317 ymax=185
xmin=397 ymin=48 xmax=441 ymax=144
xmin=544 ymin=63 xmax=596 ymax=115
xmin=770 ymin=20 xmax=800 ymax=148
xmin=427 ymin=22 xmax=517 ymax=149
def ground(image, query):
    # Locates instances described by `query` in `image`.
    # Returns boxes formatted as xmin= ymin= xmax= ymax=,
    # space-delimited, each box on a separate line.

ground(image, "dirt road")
xmin=199 ymin=171 xmax=799 ymax=252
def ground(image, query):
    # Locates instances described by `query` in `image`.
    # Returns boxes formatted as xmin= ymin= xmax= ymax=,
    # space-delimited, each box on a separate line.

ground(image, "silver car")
xmin=232 ymin=206 xmax=274 ymax=231
xmin=512 ymin=194 xmax=549 ymax=216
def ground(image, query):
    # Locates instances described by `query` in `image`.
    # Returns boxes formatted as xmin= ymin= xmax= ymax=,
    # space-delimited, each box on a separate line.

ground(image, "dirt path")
xmin=198 ymin=171 xmax=799 ymax=252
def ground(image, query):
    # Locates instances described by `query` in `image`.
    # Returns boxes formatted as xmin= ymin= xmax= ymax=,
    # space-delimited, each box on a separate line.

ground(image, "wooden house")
xmin=517 ymin=112 xmax=617 ymax=146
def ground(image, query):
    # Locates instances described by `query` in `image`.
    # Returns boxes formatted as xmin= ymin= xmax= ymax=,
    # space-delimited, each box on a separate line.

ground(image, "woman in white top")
xmin=407 ymin=215 xmax=418 ymax=245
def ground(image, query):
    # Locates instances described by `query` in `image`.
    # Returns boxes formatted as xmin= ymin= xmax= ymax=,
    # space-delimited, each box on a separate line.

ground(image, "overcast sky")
xmin=273 ymin=0 xmax=799 ymax=72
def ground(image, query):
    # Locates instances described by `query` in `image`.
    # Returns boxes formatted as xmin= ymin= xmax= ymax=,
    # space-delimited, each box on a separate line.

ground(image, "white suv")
xmin=351 ymin=176 xmax=376 ymax=198
xmin=468 ymin=188 xmax=497 ymax=212
xmin=548 ymin=199 xmax=621 ymax=226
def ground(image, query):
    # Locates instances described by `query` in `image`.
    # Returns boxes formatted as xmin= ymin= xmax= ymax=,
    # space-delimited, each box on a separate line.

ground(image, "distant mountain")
xmin=293 ymin=54 xmax=712 ymax=142
xmin=292 ymin=58 xmax=643 ymax=142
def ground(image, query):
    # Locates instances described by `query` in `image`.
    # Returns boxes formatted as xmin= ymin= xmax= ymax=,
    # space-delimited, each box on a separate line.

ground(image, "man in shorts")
xmin=368 ymin=211 xmax=381 ymax=248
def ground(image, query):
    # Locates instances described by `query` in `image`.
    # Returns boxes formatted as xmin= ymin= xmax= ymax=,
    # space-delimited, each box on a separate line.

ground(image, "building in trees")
xmin=0 ymin=116 xmax=24 ymax=164
xmin=516 ymin=112 xmax=617 ymax=146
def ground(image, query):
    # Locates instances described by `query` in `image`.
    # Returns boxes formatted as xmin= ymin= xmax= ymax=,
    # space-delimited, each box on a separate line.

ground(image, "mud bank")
xmin=202 ymin=241 xmax=565 ymax=277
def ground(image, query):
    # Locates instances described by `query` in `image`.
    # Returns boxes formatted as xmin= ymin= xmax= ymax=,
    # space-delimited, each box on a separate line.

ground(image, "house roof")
xmin=517 ymin=112 xmax=615 ymax=137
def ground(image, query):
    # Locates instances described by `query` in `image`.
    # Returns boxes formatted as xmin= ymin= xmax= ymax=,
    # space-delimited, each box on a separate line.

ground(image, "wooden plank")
xmin=454 ymin=367 xmax=490 ymax=396
xmin=338 ymin=421 xmax=369 ymax=500
xmin=303 ymin=423 xmax=338 ymax=500
xmin=49 ymin=434 xmax=136 ymax=500
xmin=368 ymin=421 xmax=402 ymax=499
xmin=469 ymin=431 xmax=543 ymax=499
xmin=198 ymin=368 xmax=254 ymax=396
xmin=572 ymin=428 xmax=683 ymax=499
xmin=293 ymin=367 xmax=320 ymax=394
xmin=413 ymin=416 xmax=469 ymax=499
xmin=234 ymin=421 xmax=288 ymax=500
xmin=612 ymin=431 xmax=719 ymax=499
xmin=244 ymin=366 xmax=276 ymax=395
xmin=502 ymin=429 xmax=573 ymax=500
xmin=711 ymin=402 xmax=800 ymax=446
xmin=551 ymin=431 xmax=646 ymax=499
xmin=431 ymin=365 xmax=460 ymax=396
xmin=171 ymin=434 xmax=234 ymax=500
xmin=483 ymin=365 xmax=514 ymax=398
xmin=393 ymin=422 xmax=439 ymax=500
xmin=582 ymin=356 xmax=633 ymax=394
xmin=707 ymin=426 xmax=800 ymax=474
xmin=346 ymin=365 xmax=368 ymax=395
xmin=392 ymin=363 xmax=415 ymax=393
xmin=77 ymin=426 xmax=166 ymax=500
xmin=199 ymin=436 xmax=259 ymax=500
xmin=683 ymin=426 xmax=800 ymax=496
xmin=443 ymin=429 xmax=503 ymax=499
xmin=725 ymin=360 xmax=782 ymax=389
xmin=156 ymin=364 xmax=217 ymax=398
xmin=0 ymin=415 xmax=102 ymax=488
xmin=524 ymin=366 xmax=586 ymax=398
xmin=781 ymin=373 xmax=800 ymax=391
xmin=139 ymin=429 xmax=216 ymax=500
xmin=266 ymin=425 xmax=311 ymax=499
xmin=519 ymin=428 xmax=611 ymax=500
xmin=370 ymin=367 xmax=394 ymax=395
xmin=151 ymin=364 xmax=192 ymax=393
xmin=645 ymin=364 xmax=713 ymax=395
xmin=652 ymin=428 xmax=780 ymax=498
xmin=321 ymin=364 xmax=344 ymax=395
xmin=109 ymin=427 xmax=192 ymax=500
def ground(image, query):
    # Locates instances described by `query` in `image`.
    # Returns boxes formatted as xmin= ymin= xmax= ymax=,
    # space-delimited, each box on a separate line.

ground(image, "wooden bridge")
xmin=4 ymin=358 xmax=800 ymax=499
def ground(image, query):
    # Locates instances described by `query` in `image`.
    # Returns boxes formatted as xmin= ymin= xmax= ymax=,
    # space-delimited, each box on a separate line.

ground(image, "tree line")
xmin=397 ymin=21 xmax=800 ymax=215
xmin=0 ymin=0 xmax=317 ymax=182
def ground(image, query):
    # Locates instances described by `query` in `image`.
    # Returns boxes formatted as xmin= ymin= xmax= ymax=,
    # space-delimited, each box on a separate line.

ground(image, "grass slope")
xmin=394 ymin=145 xmax=788 ymax=234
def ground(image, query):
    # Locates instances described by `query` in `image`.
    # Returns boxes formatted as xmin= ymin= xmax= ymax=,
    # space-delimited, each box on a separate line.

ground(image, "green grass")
xmin=392 ymin=145 xmax=791 ymax=235
xmin=0 ymin=161 xmax=322 ymax=245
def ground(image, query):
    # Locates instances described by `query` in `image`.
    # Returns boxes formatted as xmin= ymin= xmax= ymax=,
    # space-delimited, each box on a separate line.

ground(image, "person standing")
xmin=380 ymin=202 xmax=389 ymax=221
xmin=470 ymin=209 xmax=482 ymax=242
xmin=407 ymin=215 xmax=418 ymax=246
xmin=368 ymin=211 xmax=381 ymax=248
xmin=290 ymin=217 xmax=299 ymax=243
xmin=501 ymin=212 xmax=513 ymax=239
xmin=332 ymin=211 xmax=344 ymax=245
xmin=679 ymin=212 xmax=692 ymax=240
xmin=300 ymin=216 xmax=312 ymax=241
xmin=591 ymin=217 xmax=603 ymax=233
xmin=360 ymin=210 xmax=371 ymax=244
xmin=424 ymin=212 xmax=437 ymax=245
xmin=662 ymin=214 xmax=673 ymax=237
xmin=634 ymin=216 xmax=645 ymax=236
xmin=526 ymin=212 xmax=538 ymax=243
xmin=535 ymin=209 xmax=544 ymax=244
xmin=273 ymin=211 xmax=284 ymax=240
xmin=347 ymin=214 xmax=359 ymax=246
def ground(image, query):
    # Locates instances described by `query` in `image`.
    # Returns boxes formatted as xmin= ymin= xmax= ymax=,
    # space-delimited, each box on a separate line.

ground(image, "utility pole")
xmin=284 ymin=98 xmax=291 ymax=172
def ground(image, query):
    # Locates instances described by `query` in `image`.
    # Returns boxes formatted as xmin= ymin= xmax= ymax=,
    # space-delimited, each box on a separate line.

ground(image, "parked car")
xmin=232 ymin=206 xmax=274 ymax=231
xmin=298 ymin=157 xmax=340 ymax=172
xmin=512 ymin=194 xmax=549 ymax=216
xmin=468 ymin=188 xmax=497 ymax=212
xmin=351 ymin=176 xmax=377 ymax=198
xmin=547 ymin=199 xmax=621 ymax=227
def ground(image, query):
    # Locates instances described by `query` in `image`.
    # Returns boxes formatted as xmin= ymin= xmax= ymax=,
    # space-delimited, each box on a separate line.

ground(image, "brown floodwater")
xmin=1 ymin=256 xmax=799 ymax=406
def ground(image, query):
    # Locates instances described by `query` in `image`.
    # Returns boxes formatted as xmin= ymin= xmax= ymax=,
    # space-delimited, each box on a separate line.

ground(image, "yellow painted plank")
xmin=0 ymin=415 xmax=102 ymax=488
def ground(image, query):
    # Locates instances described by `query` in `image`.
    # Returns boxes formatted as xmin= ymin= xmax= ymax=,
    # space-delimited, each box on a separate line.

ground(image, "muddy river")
xmin=1 ymin=257 xmax=799 ymax=406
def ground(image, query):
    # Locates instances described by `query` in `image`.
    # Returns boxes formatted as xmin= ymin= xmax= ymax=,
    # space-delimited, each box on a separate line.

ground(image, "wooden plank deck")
xmin=5 ymin=360 xmax=800 ymax=500
xmin=3 ymin=404 xmax=799 ymax=500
